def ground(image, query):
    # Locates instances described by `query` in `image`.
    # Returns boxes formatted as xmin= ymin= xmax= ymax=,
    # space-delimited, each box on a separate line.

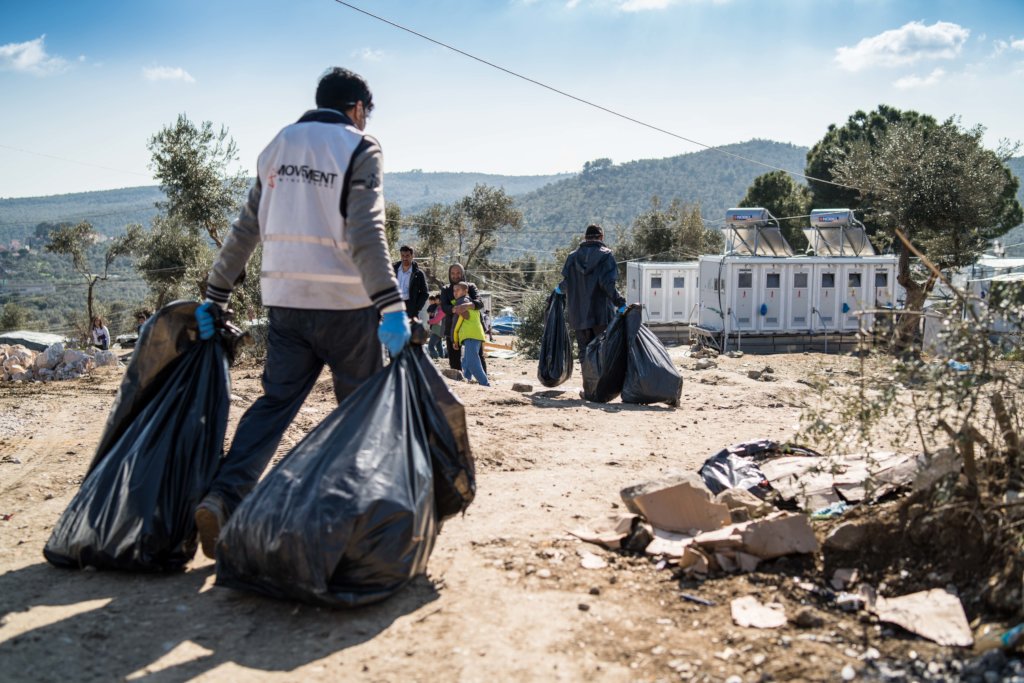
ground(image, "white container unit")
xmin=625 ymin=261 xmax=700 ymax=324
xmin=697 ymin=255 xmax=900 ymax=336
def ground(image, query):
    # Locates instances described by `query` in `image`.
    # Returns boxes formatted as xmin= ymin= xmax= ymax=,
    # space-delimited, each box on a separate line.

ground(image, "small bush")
xmin=514 ymin=291 xmax=549 ymax=360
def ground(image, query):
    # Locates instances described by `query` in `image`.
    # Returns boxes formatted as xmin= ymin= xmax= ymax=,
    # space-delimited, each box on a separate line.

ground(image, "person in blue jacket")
xmin=557 ymin=224 xmax=626 ymax=356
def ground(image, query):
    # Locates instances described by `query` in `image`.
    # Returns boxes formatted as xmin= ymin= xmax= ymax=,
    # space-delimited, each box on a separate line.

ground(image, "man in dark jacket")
xmin=394 ymin=245 xmax=428 ymax=319
xmin=557 ymin=224 xmax=626 ymax=356
xmin=440 ymin=262 xmax=485 ymax=372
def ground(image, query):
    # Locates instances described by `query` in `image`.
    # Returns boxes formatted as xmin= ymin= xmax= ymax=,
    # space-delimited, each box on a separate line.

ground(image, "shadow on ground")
xmin=0 ymin=561 xmax=438 ymax=682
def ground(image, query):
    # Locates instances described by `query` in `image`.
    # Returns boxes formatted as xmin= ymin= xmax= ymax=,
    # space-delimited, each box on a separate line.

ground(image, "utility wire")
xmin=0 ymin=144 xmax=152 ymax=179
xmin=330 ymin=0 xmax=864 ymax=193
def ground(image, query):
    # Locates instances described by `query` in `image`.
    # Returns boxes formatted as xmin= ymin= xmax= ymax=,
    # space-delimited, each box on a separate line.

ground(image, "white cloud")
xmin=619 ymin=0 xmax=674 ymax=10
xmin=0 ymin=35 xmax=69 ymax=76
xmin=142 ymin=66 xmax=195 ymax=83
xmin=1012 ymin=38 xmax=1024 ymax=51
xmin=355 ymin=48 xmax=385 ymax=62
xmin=564 ymin=0 xmax=727 ymax=10
xmin=835 ymin=21 xmax=969 ymax=72
xmin=893 ymin=67 xmax=946 ymax=89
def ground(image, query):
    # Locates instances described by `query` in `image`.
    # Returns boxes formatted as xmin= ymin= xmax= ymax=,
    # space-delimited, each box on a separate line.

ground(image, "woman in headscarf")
xmin=439 ymin=263 xmax=486 ymax=373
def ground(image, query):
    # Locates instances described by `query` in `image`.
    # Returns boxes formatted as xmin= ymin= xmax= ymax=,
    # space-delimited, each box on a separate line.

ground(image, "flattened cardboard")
xmin=621 ymin=473 xmax=731 ymax=533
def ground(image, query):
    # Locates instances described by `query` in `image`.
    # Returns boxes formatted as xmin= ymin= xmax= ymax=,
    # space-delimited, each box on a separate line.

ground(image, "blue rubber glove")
xmin=379 ymin=311 xmax=411 ymax=356
xmin=616 ymin=305 xmax=627 ymax=315
xmin=554 ymin=285 xmax=562 ymax=295
xmin=196 ymin=301 xmax=218 ymax=340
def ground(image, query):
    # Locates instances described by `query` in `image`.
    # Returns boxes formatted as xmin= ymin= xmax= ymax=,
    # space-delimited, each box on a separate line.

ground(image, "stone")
xmin=62 ymin=349 xmax=90 ymax=366
xmin=35 ymin=342 xmax=64 ymax=370
xmin=93 ymin=350 xmax=119 ymax=367
xmin=792 ymin=607 xmax=825 ymax=628
xmin=694 ymin=359 xmax=717 ymax=370
xmin=511 ymin=382 xmax=533 ymax=393
xmin=726 ymin=350 xmax=744 ymax=359
xmin=824 ymin=520 xmax=874 ymax=552
xmin=746 ymin=370 xmax=762 ymax=380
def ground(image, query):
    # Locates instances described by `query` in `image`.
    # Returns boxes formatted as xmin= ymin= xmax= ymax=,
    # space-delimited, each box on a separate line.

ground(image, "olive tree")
xmin=832 ymin=118 xmax=1022 ymax=349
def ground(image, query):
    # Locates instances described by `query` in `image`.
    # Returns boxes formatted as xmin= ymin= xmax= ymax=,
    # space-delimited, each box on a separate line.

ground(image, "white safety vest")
xmin=257 ymin=117 xmax=373 ymax=310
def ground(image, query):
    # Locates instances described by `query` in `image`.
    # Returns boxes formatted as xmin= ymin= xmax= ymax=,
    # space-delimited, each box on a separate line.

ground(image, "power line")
xmin=0 ymin=144 xmax=152 ymax=179
xmin=330 ymin=0 xmax=864 ymax=193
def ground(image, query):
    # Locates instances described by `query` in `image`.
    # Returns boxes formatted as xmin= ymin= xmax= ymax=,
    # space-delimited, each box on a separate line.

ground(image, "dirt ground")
xmin=0 ymin=339 xmax=986 ymax=682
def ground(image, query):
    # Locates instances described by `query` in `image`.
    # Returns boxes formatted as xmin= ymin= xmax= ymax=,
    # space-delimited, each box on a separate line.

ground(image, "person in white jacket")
xmin=192 ymin=67 xmax=409 ymax=558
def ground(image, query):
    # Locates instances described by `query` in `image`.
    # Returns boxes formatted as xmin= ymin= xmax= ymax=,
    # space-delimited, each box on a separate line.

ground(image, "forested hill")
xmin=0 ymin=171 xmax=569 ymax=245
xmin=3 ymin=141 xmax=1021 ymax=257
xmin=515 ymin=139 xmax=809 ymax=236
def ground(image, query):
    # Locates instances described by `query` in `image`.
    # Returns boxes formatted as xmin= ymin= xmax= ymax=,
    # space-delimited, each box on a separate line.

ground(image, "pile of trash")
xmin=1 ymin=342 xmax=121 ymax=383
xmin=572 ymin=439 xmax=990 ymax=649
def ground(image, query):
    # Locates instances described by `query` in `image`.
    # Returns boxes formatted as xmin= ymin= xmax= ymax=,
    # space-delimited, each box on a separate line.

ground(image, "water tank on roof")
xmin=726 ymin=208 xmax=773 ymax=227
xmin=810 ymin=209 xmax=855 ymax=229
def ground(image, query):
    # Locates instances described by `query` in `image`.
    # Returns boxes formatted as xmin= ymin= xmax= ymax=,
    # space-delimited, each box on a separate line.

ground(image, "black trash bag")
xmin=580 ymin=310 xmax=628 ymax=403
xmin=215 ymin=346 xmax=475 ymax=608
xmin=621 ymin=308 xmax=682 ymax=406
xmin=537 ymin=290 xmax=573 ymax=388
xmin=44 ymin=301 xmax=236 ymax=571
xmin=698 ymin=451 xmax=771 ymax=499
xmin=698 ymin=440 xmax=822 ymax=499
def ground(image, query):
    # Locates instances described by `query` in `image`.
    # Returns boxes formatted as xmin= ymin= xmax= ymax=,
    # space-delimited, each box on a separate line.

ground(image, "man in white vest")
xmin=191 ymin=67 xmax=409 ymax=558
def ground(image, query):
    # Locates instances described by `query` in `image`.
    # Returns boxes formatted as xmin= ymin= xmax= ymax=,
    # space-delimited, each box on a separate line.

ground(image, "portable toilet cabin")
xmin=625 ymin=261 xmax=700 ymax=324
xmin=696 ymin=208 xmax=901 ymax=342
xmin=802 ymin=209 xmax=900 ymax=332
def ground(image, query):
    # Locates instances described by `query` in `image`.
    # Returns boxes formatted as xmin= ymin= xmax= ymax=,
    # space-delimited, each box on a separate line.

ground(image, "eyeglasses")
xmin=345 ymin=99 xmax=374 ymax=118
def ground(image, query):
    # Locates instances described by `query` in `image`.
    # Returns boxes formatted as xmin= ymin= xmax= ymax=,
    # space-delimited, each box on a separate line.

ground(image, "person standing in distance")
xmin=192 ymin=67 xmax=409 ymax=558
xmin=556 ymin=224 xmax=626 ymax=357
xmin=440 ymin=263 xmax=485 ymax=373
xmin=394 ymin=245 xmax=428 ymax=320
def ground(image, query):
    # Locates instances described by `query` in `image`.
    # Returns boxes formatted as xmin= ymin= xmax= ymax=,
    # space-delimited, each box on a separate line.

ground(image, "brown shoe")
xmin=194 ymin=496 xmax=227 ymax=560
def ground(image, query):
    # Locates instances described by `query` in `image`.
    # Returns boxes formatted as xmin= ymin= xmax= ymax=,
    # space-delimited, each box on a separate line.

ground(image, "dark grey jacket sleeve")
xmin=206 ymin=179 xmax=263 ymax=304
xmin=599 ymin=253 xmax=626 ymax=308
xmin=346 ymin=138 xmax=402 ymax=312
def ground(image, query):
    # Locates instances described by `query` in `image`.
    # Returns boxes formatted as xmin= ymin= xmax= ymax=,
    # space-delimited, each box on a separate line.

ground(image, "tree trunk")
xmin=87 ymin=277 xmax=98 ymax=330
xmin=894 ymin=249 xmax=923 ymax=352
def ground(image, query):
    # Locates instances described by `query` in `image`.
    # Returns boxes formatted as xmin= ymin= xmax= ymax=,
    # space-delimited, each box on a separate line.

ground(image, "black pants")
xmin=575 ymin=325 xmax=606 ymax=358
xmin=208 ymin=306 xmax=381 ymax=515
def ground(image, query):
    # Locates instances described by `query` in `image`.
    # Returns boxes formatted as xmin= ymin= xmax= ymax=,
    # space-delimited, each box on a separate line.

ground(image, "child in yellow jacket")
xmin=452 ymin=281 xmax=490 ymax=386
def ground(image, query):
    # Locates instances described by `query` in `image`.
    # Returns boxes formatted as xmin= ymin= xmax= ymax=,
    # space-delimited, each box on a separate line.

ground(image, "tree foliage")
xmin=738 ymin=171 xmax=812 ymax=250
xmin=385 ymin=201 xmax=402 ymax=259
xmin=832 ymin=118 xmax=1022 ymax=348
xmin=0 ymin=303 xmax=29 ymax=332
xmin=615 ymin=198 xmax=724 ymax=264
xmin=142 ymin=116 xmax=249 ymax=309
xmin=804 ymin=105 xmax=938 ymax=214
xmin=148 ymin=114 xmax=249 ymax=248
xmin=408 ymin=184 xmax=523 ymax=283
xmin=45 ymin=221 xmax=145 ymax=332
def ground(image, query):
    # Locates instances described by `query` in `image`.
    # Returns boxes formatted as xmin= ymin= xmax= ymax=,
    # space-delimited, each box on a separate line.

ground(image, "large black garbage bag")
xmin=621 ymin=308 xmax=682 ymax=406
xmin=537 ymin=290 xmax=573 ymax=388
xmin=215 ymin=346 xmax=475 ymax=608
xmin=698 ymin=451 xmax=771 ymax=498
xmin=581 ymin=310 xmax=628 ymax=403
xmin=44 ymin=301 xmax=234 ymax=571
xmin=698 ymin=440 xmax=822 ymax=498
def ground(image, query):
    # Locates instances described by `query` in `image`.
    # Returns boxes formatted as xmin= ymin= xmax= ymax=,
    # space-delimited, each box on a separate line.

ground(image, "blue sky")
xmin=1 ymin=0 xmax=1022 ymax=199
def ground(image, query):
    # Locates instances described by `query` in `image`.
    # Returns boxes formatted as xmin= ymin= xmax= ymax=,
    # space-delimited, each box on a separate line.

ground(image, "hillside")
xmin=2 ymin=142 xmax=1020 ymax=259
xmin=506 ymin=140 xmax=809 ymax=255
xmin=0 ymin=171 xmax=568 ymax=245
